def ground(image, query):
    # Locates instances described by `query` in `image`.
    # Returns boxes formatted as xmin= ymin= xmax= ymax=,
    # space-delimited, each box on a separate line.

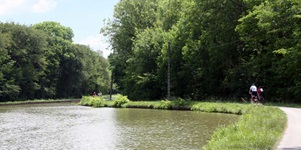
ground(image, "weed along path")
xmin=277 ymin=107 xmax=301 ymax=150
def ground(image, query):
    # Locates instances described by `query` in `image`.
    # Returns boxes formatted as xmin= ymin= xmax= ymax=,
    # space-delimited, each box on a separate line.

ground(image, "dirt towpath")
xmin=276 ymin=107 xmax=301 ymax=150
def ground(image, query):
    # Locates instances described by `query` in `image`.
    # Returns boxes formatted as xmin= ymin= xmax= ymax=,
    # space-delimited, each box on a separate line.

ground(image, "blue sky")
xmin=0 ymin=0 xmax=119 ymax=57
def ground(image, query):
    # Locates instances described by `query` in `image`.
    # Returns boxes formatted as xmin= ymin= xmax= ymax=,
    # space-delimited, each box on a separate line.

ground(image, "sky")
xmin=0 ymin=0 xmax=119 ymax=58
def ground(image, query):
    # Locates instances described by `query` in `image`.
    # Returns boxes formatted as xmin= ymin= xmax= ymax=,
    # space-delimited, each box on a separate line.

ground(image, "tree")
xmin=236 ymin=0 xmax=301 ymax=102
xmin=0 ymin=22 xmax=48 ymax=100
xmin=34 ymin=21 xmax=111 ymax=98
xmin=0 ymin=31 xmax=20 ymax=101
xmin=76 ymin=44 xmax=111 ymax=95
xmin=33 ymin=21 xmax=74 ymax=42
xmin=101 ymin=0 xmax=159 ymax=96
xmin=103 ymin=0 xmax=301 ymax=102
xmin=125 ymin=28 xmax=165 ymax=100
xmin=0 ymin=21 xmax=111 ymax=101
xmin=33 ymin=21 xmax=79 ymax=98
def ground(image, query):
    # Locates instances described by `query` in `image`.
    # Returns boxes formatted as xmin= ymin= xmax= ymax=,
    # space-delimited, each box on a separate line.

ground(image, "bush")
xmin=113 ymin=94 xmax=130 ymax=108
xmin=154 ymin=100 xmax=173 ymax=109
xmin=79 ymin=96 xmax=105 ymax=107
xmin=79 ymin=96 xmax=92 ymax=106
xmin=92 ymin=96 xmax=105 ymax=107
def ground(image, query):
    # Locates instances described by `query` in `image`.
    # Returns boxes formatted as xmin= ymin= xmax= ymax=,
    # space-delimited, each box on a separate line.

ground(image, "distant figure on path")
xmin=257 ymin=86 xmax=265 ymax=104
xmin=92 ymin=92 xmax=96 ymax=97
xmin=249 ymin=83 xmax=257 ymax=103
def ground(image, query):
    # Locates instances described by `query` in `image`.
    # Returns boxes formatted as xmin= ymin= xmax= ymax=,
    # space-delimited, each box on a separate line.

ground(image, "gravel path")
xmin=276 ymin=107 xmax=301 ymax=150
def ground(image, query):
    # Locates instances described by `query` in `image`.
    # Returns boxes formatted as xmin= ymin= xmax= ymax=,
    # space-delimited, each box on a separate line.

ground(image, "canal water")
xmin=0 ymin=103 xmax=238 ymax=149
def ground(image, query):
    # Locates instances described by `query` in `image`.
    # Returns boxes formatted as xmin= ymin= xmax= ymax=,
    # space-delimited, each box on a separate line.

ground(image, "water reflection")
xmin=0 ymin=103 xmax=238 ymax=149
xmin=113 ymin=109 xmax=237 ymax=149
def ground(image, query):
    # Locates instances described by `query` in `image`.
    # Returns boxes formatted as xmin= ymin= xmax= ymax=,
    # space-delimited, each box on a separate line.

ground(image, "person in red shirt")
xmin=257 ymin=86 xmax=265 ymax=104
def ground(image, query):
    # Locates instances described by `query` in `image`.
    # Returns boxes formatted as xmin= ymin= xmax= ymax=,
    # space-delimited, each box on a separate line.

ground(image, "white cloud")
xmin=77 ymin=34 xmax=112 ymax=58
xmin=0 ymin=0 xmax=26 ymax=15
xmin=32 ymin=0 xmax=57 ymax=13
xmin=0 ymin=0 xmax=57 ymax=15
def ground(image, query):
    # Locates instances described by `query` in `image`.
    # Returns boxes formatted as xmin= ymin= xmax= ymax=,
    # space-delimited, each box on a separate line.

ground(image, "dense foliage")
xmin=0 ymin=22 xmax=111 ymax=102
xmin=102 ymin=0 xmax=301 ymax=102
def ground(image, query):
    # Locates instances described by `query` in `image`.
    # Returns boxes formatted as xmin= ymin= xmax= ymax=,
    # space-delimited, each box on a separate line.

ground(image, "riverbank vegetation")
xmin=79 ymin=96 xmax=287 ymax=149
xmin=0 ymin=22 xmax=111 ymax=102
xmin=79 ymin=94 xmax=130 ymax=108
xmin=0 ymin=99 xmax=80 ymax=105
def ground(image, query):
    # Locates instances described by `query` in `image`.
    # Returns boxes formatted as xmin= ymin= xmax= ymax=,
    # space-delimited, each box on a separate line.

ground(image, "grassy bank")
xmin=0 ymin=99 xmax=80 ymax=105
xmin=202 ymin=105 xmax=286 ymax=150
xmin=80 ymin=96 xmax=287 ymax=150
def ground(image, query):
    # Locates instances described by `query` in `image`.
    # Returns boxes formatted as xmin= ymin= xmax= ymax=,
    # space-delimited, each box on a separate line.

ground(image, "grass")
xmin=0 ymin=99 xmax=80 ymax=105
xmin=202 ymin=105 xmax=286 ymax=150
xmin=81 ymin=98 xmax=287 ymax=150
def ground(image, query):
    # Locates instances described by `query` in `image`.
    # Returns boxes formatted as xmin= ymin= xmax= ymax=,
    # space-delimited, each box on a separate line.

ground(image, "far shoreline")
xmin=0 ymin=99 xmax=81 ymax=106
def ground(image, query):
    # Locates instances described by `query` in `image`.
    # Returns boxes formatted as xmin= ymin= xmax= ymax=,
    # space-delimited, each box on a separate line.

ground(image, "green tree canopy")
xmin=103 ymin=0 xmax=301 ymax=102
xmin=0 ymin=22 xmax=111 ymax=102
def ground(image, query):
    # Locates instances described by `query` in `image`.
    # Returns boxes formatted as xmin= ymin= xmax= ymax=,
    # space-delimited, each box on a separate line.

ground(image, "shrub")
xmin=113 ymin=94 xmax=130 ymax=108
xmin=92 ymin=96 xmax=105 ymax=107
xmin=79 ymin=96 xmax=92 ymax=106
xmin=153 ymin=100 xmax=173 ymax=109
xmin=79 ymin=96 xmax=105 ymax=107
